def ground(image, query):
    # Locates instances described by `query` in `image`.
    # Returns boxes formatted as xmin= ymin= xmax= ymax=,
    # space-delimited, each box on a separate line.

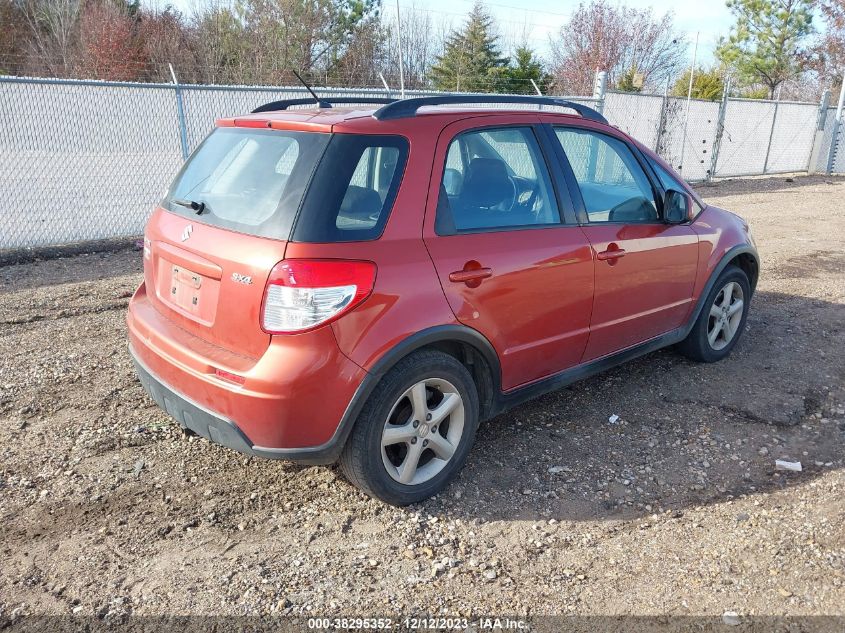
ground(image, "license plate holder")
xmin=170 ymin=265 xmax=202 ymax=311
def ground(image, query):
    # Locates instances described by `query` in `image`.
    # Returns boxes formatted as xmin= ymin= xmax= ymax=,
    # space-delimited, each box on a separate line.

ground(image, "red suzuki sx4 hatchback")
xmin=127 ymin=95 xmax=759 ymax=505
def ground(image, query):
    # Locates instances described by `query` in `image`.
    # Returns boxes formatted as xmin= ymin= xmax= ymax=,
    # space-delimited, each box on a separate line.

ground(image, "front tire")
xmin=678 ymin=265 xmax=751 ymax=363
xmin=339 ymin=350 xmax=479 ymax=505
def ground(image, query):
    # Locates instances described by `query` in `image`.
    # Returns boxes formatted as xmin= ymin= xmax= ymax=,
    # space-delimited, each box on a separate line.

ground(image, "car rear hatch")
xmin=143 ymin=126 xmax=330 ymax=359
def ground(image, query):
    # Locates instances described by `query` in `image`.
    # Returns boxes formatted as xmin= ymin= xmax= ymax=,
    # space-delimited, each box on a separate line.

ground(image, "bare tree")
xmin=812 ymin=0 xmax=845 ymax=94
xmin=331 ymin=16 xmax=390 ymax=86
xmin=0 ymin=0 xmax=27 ymax=74
xmin=191 ymin=0 xmax=250 ymax=84
xmin=621 ymin=10 xmax=687 ymax=92
xmin=19 ymin=0 xmax=82 ymax=77
xmin=138 ymin=6 xmax=201 ymax=83
xmin=549 ymin=0 xmax=686 ymax=95
xmin=382 ymin=3 xmax=448 ymax=89
xmin=77 ymin=2 xmax=148 ymax=81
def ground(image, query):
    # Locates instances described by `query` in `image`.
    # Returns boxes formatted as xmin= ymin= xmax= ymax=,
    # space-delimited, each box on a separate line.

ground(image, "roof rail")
xmin=371 ymin=95 xmax=607 ymax=124
xmin=252 ymin=96 xmax=397 ymax=114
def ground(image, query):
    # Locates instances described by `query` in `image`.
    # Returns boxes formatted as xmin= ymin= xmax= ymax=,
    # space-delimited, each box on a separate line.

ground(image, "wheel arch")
xmin=685 ymin=244 xmax=759 ymax=337
xmin=365 ymin=325 xmax=502 ymax=422
xmin=729 ymin=251 xmax=759 ymax=294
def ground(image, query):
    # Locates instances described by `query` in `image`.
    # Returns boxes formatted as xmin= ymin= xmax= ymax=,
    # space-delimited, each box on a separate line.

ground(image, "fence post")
xmin=654 ymin=93 xmax=668 ymax=154
xmin=826 ymin=71 xmax=845 ymax=175
xmin=762 ymin=98 xmax=780 ymax=174
xmin=169 ymin=64 xmax=189 ymax=161
xmin=708 ymin=76 xmax=731 ymax=181
xmin=807 ymin=89 xmax=831 ymax=173
xmin=592 ymin=70 xmax=607 ymax=114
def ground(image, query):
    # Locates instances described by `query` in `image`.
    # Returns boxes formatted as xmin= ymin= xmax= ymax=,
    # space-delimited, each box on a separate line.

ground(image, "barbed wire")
xmin=0 ymin=53 xmax=571 ymax=91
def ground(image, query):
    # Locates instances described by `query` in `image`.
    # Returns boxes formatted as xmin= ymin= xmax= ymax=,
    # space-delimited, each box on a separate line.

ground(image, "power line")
xmin=395 ymin=3 xmax=564 ymax=33
xmin=449 ymin=0 xmax=573 ymax=19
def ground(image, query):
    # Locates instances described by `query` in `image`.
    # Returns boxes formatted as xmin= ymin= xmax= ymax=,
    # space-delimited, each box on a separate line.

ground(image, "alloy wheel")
xmin=380 ymin=378 xmax=465 ymax=486
xmin=707 ymin=280 xmax=744 ymax=351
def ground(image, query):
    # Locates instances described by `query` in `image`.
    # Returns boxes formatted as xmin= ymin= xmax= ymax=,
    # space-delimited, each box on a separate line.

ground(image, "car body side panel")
xmin=579 ymin=222 xmax=699 ymax=361
xmin=419 ymin=115 xmax=595 ymax=390
xmin=300 ymin=126 xmax=461 ymax=373
xmin=687 ymin=205 xmax=756 ymax=313
xmin=295 ymin=236 xmax=460 ymax=373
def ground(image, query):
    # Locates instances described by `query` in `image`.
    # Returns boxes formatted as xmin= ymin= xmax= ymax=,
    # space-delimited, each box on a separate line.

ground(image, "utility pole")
xmin=680 ymin=31 xmax=699 ymax=178
xmin=395 ymin=0 xmax=405 ymax=98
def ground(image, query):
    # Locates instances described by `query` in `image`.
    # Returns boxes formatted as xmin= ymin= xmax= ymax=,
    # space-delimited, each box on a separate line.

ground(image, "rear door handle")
xmin=449 ymin=267 xmax=493 ymax=284
xmin=596 ymin=247 xmax=626 ymax=261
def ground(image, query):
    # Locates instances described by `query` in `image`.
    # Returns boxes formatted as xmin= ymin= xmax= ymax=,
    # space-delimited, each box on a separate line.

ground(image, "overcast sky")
xmin=156 ymin=0 xmax=736 ymax=65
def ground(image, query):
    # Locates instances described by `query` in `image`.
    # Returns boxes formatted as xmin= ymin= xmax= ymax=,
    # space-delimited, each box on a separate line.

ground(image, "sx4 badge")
xmin=231 ymin=272 xmax=253 ymax=285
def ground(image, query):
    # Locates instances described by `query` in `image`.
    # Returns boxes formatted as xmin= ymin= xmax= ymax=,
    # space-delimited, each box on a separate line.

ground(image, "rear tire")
xmin=339 ymin=350 xmax=479 ymax=506
xmin=677 ymin=265 xmax=750 ymax=363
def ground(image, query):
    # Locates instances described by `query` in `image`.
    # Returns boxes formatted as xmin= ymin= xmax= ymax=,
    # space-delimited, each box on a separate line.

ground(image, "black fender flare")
xmin=298 ymin=325 xmax=501 ymax=464
xmin=682 ymin=244 xmax=759 ymax=338
xmin=367 ymin=325 xmax=501 ymax=385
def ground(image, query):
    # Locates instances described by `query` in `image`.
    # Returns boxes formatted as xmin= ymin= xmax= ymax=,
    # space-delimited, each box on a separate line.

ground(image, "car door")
xmin=549 ymin=123 xmax=699 ymax=362
xmin=423 ymin=116 xmax=594 ymax=391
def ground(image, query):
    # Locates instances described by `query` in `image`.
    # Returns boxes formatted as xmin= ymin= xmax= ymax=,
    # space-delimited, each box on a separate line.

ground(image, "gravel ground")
xmin=1 ymin=175 xmax=844 ymax=623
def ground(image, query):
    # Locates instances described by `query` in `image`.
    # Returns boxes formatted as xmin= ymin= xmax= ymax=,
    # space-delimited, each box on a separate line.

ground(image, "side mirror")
xmin=664 ymin=189 xmax=689 ymax=224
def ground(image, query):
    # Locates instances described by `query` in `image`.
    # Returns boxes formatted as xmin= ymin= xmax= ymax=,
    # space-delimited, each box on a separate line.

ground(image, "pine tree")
xmin=671 ymin=68 xmax=725 ymax=101
xmin=430 ymin=1 xmax=507 ymax=92
xmin=495 ymin=46 xmax=551 ymax=94
xmin=715 ymin=0 xmax=814 ymax=99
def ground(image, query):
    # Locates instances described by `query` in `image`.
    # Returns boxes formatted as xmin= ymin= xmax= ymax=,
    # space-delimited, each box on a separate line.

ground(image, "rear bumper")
xmin=127 ymin=282 xmax=371 ymax=464
xmin=132 ymin=346 xmax=259 ymax=457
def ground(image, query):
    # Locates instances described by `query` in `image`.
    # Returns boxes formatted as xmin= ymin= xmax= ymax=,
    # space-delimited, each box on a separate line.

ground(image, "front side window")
xmin=648 ymin=158 xmax=706 ymax=216
xmin=436 ymin=127 xmax=560 ymax=234
xmin=650 ymin=159 xmax=684 ymax=192
xmin=554 ymin=127 xmax=659 ymax=223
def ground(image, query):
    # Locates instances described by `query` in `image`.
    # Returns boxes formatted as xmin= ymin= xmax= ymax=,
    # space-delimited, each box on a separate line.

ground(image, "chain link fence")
xmin=0 ymin=75 xmax=842 ymax=251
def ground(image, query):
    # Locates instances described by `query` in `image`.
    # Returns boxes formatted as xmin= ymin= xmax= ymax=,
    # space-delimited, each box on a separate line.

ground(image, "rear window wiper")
xmin=172 ymin=198 xmax=207 ymax=215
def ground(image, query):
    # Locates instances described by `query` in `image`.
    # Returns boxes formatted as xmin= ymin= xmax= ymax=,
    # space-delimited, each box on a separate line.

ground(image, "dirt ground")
xmin=1 ymin=175 xmax=844 ymax=624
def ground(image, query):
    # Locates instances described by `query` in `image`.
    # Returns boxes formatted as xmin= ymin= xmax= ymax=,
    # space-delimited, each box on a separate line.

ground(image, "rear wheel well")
xmin=729 ymin=252 xmax=759 ymax=293
xmin=423 ymin=341 xmax=498 ymax=421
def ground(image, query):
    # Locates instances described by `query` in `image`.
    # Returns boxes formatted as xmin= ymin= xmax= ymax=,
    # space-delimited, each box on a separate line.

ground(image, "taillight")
xmin=261 ymin=259 xmax=377 ymax=334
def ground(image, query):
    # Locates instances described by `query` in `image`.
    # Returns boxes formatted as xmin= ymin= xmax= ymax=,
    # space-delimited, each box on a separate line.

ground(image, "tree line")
xmin=0 ymin=0 xmax=841 ymax=100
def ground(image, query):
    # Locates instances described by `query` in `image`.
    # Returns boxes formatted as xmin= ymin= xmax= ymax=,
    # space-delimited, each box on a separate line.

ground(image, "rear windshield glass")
xmin=292 ymin=134 xmax=409 ymax=243
xmin=164 ymin=127 xmax=329 ymax=239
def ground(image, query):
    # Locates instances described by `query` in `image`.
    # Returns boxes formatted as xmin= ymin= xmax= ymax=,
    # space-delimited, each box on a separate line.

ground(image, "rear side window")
xmin=293 ymin=134 xmax=408 ymax=243
xmin=436 ymin=126 xmax=560 ymax=234
xmin=164 ymin=128 xmax=329 ymax=239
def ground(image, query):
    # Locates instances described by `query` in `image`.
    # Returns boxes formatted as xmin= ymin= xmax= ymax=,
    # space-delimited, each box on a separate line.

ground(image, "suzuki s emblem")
xmin=231 ymin=272 xmax=253 ymax=285
xmin=180 ymin=225 xmax=193 ymax=242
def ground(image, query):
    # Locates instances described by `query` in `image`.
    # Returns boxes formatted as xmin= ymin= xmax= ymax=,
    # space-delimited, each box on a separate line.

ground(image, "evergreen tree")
xmin=495 ymin=46 xmax=551 ymax=94
xmin=671 ymin=67 xmax=725 ymax=101
xmin=615 ymin=66 xmax=643 ymax=93
xmin=430 ymin=1 xmax=507 ymax=92
xmin=715 ymin=0 xmax=814 ymax=99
